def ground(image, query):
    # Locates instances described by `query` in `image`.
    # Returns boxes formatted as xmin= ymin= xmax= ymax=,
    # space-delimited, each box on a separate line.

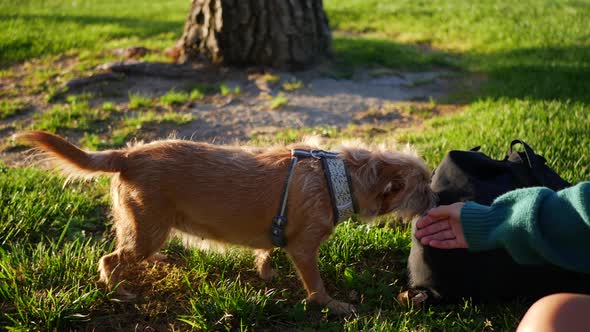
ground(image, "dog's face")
xmin=374 ymin=158 xmax=436 ymax=219
xmin=347 ymin=149 xmax=436 ymax=219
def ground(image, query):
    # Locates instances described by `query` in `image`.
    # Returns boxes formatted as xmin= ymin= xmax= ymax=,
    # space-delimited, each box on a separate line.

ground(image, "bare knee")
xmin=517 ymin=293 xmax=590 ymax=332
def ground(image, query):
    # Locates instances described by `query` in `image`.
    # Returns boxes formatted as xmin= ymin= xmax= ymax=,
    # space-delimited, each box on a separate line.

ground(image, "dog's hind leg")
xmin=98 ymin=195 xmax=171 ymax=298
xmin=254 ymin=249 xmax=277 ymax=281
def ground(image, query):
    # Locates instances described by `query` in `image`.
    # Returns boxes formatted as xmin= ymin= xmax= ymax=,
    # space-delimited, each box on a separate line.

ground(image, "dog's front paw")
xmin=326 ymin=299 xmax=356 ymax=315
xmin=254 ymin=249 xmax=277 ymax=281
xmin=397 ymin=289 xmax=429 ymax=307
xmin=147 ymin=252 xmax=168 ymax=263
xmin=112 ymin=286 xmax=137 ymax=301
xmin=258 ymin=266 xmax=278 ymax=281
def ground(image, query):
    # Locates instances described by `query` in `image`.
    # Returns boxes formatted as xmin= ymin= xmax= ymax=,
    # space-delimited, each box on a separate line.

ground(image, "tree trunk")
xmin=169 ymin=0 xmax=332 ymax=69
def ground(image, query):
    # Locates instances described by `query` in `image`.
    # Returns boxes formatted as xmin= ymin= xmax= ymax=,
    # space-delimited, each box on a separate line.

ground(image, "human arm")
xmin=415 ymin=182 xmax=590 ymax=273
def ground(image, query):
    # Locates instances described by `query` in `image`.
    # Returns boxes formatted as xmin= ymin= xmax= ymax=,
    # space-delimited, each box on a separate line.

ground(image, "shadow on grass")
xmin=339 ymin=38 xmax=589 ymax=103
xmin=333 ymin=37 xmax=590 ymax=104
xmin=332 ymin=34 xmax=459 ymax=73
xmin=471 ymin=46 xmax=590 ymax=103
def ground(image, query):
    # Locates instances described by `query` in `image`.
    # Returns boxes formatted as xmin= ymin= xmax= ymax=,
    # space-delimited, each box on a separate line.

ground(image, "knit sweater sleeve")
xmin=460 ymin=181 xmax=590 ymax=273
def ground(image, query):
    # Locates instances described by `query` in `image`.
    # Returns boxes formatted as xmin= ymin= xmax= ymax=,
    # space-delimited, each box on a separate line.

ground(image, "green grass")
xmin=282 ymin=80 xmax=304 ymax=91
xmin=219 ymin=84 xmax=241 ymax=97
xmin=250 ymin=126 xmax=341 ymax=145
xmin=31 ymin=100 xmax=110 ymax=133
xmin=160 ymin=90 xmax=189 ymax=107
xmin=0 ymin=164 xmax=109 ymax=247
xmin=27 ymin=94 xmax=194 ymax=150
xmin=398 ymin=99 xmax=590 ymax=182
xmin=332 ymin=34 xmax=455 ymax=72
xmin=127 ymin=93 xmax=153 ymax=110
xmin=0 ymin=169 xmax=529 ymax=330
xmin=188 ymin=83 xmax=219 ymax=95
xmin=0 ymin=100 xmax=28 ymax=120
xmin=81 ymin=109 xmax=194 ymax=150
xmin=268 ymin=93 xmax=289 ymax=110
xmin=325 ymin=0 xmax=590 ymax=102
xmin=2 ymin=0 xmax=590 ymax=330
xmin=1 ymin=239 xmax=112 ymax=331
xmin=122 ymin=110 xmax=193 ymax=128
xmin=0 ymin=0 xmax=188 ymax=65
xmin=400 ymin=102 xmax=438 ymax=120
xmin=261 ymin=73 xmax=281 ymax=83
xmin=188 ymin=89 xmax=205 ymax=101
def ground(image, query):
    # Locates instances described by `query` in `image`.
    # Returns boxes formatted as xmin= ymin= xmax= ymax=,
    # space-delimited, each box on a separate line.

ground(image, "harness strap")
xmin=271 ymin=155 xmax=298 ymax=247
xmin=322 ymin=157 xmax=357 ymax=222
xmin=292 ymin=149 xmax=339 ymax=159
xmin=271 ymin=149 xmax=359 ymax=247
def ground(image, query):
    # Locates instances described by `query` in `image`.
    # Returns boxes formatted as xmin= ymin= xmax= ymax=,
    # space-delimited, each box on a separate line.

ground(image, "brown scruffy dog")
xmin=18 ymin=131 xmax=435 ymax=314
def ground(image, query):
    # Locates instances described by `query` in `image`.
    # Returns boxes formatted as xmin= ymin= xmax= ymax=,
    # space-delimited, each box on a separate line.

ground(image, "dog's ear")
xmin=379 ymin=178 xmax=405 ymax=213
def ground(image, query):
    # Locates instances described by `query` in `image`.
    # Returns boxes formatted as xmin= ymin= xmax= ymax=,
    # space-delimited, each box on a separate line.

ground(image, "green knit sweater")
xmin=461 ymin=181 xmax=590 ymax=273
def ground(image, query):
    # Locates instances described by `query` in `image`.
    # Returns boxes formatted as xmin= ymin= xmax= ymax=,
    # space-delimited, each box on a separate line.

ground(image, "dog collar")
xmin=271 ymin=149 xmax=359 ymax=247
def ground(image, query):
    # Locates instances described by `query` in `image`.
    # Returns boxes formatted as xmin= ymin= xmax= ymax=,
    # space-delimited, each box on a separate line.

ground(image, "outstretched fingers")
xmin=428 ymin=238 xmax=462 ymax=249
xmin=416 ymin=212 xmax=445 ymax=229
xmin=415 ymin=202 xmax=468 ymax=250
xmin=419 ymin=229 xmax=456 ymax=246
xmin=416 ymin=203 xmax=462 ymax=230
xmin=415 ymin=219 xmax=451 ymax=239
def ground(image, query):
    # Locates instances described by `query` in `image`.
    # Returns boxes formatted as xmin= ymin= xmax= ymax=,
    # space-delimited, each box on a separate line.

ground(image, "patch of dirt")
xmin=76 ymin=63 xmax=460 ymax=142
xmin=0 ymin=52 xmax=475 ymax=165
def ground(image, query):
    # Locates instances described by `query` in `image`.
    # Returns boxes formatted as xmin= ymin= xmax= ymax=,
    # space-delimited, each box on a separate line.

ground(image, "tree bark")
xmin=169 ymin=0 xmax=332 ymax=69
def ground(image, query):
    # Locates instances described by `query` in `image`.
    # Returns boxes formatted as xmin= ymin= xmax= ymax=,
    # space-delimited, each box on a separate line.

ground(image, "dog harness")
xmin=271 ymin=149 xmax=359 ymax=247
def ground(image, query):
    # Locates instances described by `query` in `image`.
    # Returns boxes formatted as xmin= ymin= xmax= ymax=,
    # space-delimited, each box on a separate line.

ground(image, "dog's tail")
xmin=16 ymin=131 xmax=125 ymax=180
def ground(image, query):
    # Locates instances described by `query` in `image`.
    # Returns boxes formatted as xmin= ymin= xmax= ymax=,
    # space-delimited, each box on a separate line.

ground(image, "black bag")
xmin=407 ymin=139 xmax=590 ymax=303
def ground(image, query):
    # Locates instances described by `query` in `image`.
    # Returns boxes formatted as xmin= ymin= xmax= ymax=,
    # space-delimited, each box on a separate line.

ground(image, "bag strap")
xmin=509 ymin=139 xmax=545 ymax=185
xmin=510 ymin=139 xmax=535 ymax=168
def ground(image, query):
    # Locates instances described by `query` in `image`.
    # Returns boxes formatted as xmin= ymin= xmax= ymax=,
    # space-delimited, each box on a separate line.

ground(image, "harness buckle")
xmin=271 ymin=215 xmax=288 ymax=247
xmin=309 ymin=149 xmax=323 ymax=159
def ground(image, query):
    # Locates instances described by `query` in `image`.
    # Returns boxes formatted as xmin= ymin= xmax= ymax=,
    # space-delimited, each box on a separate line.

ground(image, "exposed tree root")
xmin=62 ymin=60 xmax=217 ymax=93
xmin=95 ymin=61 xmax=206 ymax=79
xmin=65 ymin=72 xmax=125 ymax=91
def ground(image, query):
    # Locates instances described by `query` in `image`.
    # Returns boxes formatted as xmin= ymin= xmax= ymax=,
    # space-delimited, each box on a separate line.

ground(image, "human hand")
xmin=414 ymin=202 xmax=468 ymax=249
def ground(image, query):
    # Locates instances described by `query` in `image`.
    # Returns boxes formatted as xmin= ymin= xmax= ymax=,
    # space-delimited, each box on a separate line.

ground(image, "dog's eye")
xmin=383 ymin=182 xmax=393 ymax=194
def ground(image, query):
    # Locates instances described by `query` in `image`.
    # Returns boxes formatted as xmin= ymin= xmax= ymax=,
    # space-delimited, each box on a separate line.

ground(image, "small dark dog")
xmin=18 ymin=131 xmax=435 ymax=314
